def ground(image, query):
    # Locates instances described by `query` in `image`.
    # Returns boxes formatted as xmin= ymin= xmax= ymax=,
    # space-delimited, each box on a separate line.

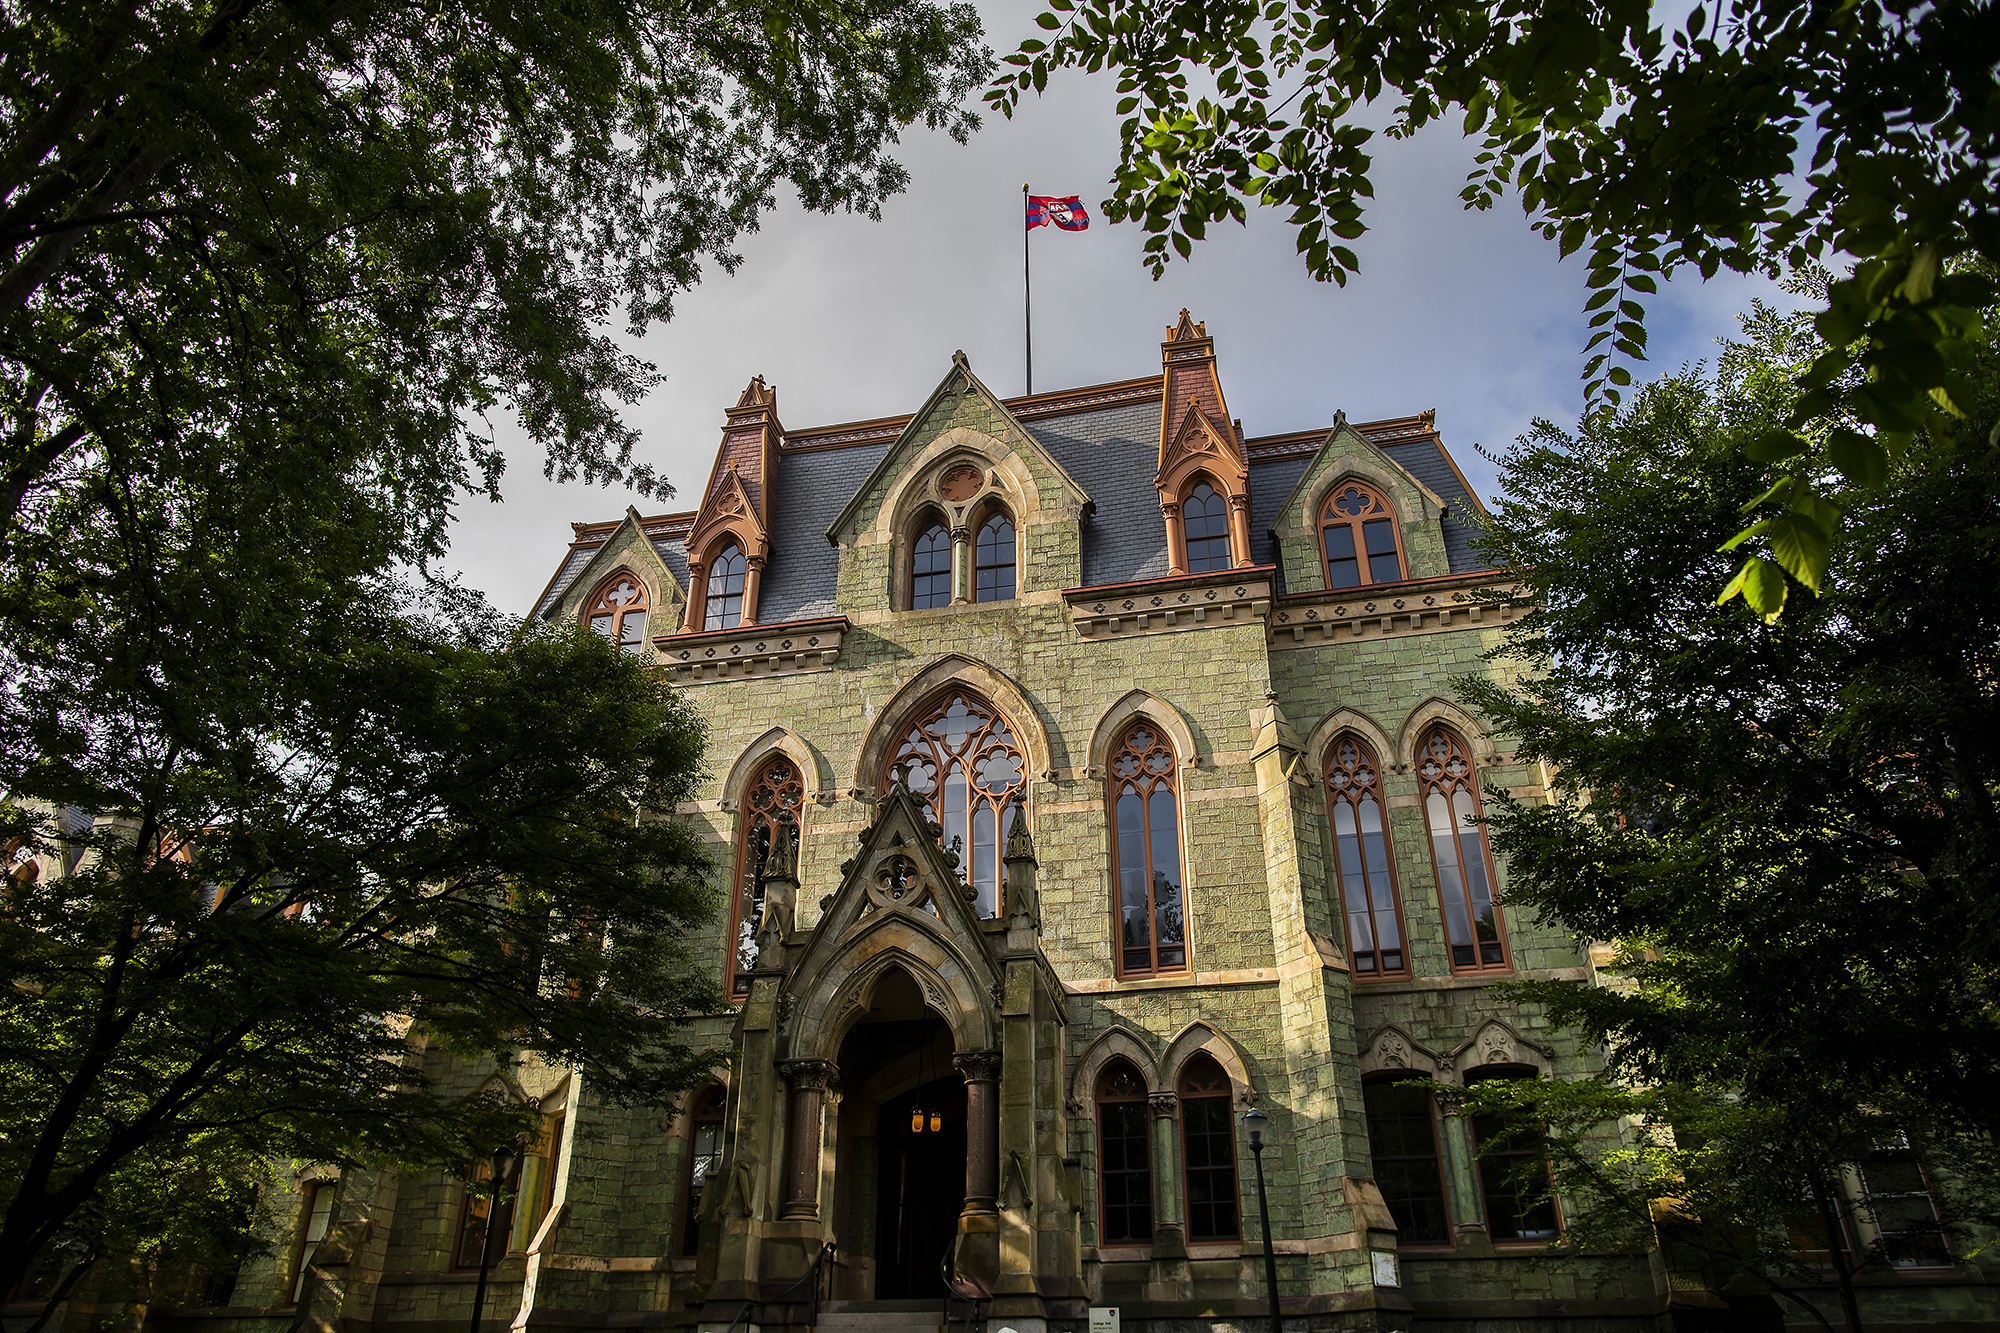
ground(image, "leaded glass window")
xmin=1326 ymin=736 xmax=1406 ymax=976
xmin=1096 ymin=1062 xmax=1153 ymax=1244
xmin=704 ymin=544 xmax=746 ymax=630
xmin=1418 ymin=726 xmax=1507 ymax=970
xmin=1183 ymin=481 xmax=1232 ymax=572
xmin=974 ymin=512 xmax=1016 ymax=602
xmin=1110 ymin=724 xmax=1187 ymax=977
xmin=1179 ymin=1057 xmax=1239 ymax=1242
xmin=886 ymin=693 xmax=1025 ymax=917
xmin=1363 ymin=1079 xmax=1451 ymax=1246
xmin=911 ymin=519 xmax=952 ymax=609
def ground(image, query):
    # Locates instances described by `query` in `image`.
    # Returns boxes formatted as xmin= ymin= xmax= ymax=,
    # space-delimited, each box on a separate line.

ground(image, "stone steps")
xmin=816 ymin=1298 xmax=954 ymax=1331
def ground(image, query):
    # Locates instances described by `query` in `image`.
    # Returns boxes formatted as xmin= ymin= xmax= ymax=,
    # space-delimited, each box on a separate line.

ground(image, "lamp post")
xmin=468 ymin=1144 xmax=518 ymax=1333
xmin=1244 ymin=1107 xmax=1281 ymax=1333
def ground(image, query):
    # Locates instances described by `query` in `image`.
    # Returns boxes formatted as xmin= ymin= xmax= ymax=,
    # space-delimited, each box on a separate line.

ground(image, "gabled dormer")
xmin=541 ymin=506 xmax=687 ymax=651
xmin=684 ymin=376 xmax=785 ymax=631
xmin=1266 ymin=411 xmax=1457 ymax=592
xmin=1156 ymin=311 xmax=1253 ymax=573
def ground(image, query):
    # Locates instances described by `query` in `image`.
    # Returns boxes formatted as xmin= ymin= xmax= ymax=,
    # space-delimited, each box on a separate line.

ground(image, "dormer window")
xmin=585 ymin=573 xmax=650 ymax=654
xmin=1321 ymin=483 xmax=1404 ymax=589
xmin=1183 ymin=481 xmax=1231 ymax=573
xmin=911 ymin=518 xmax=952 ymax=610
xmin=974 ymin=511 xmax=1016 ymax=602
xmin=705 ymin=545 xmax=746 ymax=630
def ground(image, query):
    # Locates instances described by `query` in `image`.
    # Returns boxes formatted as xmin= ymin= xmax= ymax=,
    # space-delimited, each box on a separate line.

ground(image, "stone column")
xmin=1148 ymin=1092 xmax=1186 ymax=1253
xmin=951 ymin=525 xmax=972 ymax=604
xmin=740 ymin=553 xmax=765 ymax=626
xmin=1228 ymin=491 xmax=1253 ymax=567
xmin=1161 ymin=501 xmax=1185 ymax=574
xmin=683 ymin=560 xmax=707 ymax=632
xmin=955 ymin=1050 xmax=1003 ymax=1215
xmin=778 ymin=1059 xmax=837 ymax=1220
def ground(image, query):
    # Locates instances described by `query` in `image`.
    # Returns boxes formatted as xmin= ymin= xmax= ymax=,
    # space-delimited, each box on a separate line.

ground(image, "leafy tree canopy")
xmin=1455 ymin=283 xmax=2000 ymax=1326
xmin=992 ymin=0 xmax=1998 ymax=618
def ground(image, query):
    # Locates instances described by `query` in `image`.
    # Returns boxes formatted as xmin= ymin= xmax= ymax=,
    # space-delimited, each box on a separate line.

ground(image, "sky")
xmin=446 ymin=2 xmax=1800 ymax=618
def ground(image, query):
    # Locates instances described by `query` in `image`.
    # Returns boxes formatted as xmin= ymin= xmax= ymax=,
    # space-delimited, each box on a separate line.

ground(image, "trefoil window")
xmin=585 ymin=573 xmax=650 ymax=653
xmin=1326 ymin=736 xmax=1406 ymax=976
xmin=1418 ymin=726 xmax=1507 ymax=970
xmin=1321 ymin=483 xmax=1403 ymax=589
xmin=1110 ymin=724 xmax=1187 ymax=978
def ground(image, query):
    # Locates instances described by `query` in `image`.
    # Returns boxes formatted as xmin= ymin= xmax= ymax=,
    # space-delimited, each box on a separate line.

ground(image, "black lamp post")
xmin=469 ymin=1144 xmax=518 ymax=1333
xmin=1244 ymin=1107 xmax=1281 ymax=1333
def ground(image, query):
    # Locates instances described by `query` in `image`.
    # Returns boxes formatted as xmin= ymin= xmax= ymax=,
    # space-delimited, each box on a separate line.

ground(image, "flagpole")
xmin=1022 ymin=183 xmax=1033 ymax=397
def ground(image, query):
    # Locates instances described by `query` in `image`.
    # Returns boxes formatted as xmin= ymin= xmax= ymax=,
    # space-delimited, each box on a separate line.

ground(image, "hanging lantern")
xmin=910 ymin=1106 xmax=924 ymax=1134
xmin=929 ymin=1109 xmax=942 ymax=1133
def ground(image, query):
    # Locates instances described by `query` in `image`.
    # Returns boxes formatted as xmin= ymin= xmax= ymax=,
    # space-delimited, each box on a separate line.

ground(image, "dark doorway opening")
xmin=873 ymin=1073 xmax=967 ymax=1299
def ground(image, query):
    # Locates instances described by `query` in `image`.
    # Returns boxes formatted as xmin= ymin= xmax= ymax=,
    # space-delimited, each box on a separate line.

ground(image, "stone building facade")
xmin=88 ymin=314 xmax=1993 ymax=1333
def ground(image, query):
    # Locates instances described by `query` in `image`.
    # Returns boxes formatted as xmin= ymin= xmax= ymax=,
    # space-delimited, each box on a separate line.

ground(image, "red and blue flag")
xmin=1026 ymin=195 xmax=1090 ymax=231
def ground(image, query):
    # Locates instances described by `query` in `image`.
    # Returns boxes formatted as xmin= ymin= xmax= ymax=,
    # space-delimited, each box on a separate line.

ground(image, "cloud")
xmin=445 ymin=15 xmax=1799 ymax=617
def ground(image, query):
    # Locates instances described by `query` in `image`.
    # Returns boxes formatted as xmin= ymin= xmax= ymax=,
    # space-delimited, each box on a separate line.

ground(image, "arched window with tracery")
xmin=1096 ymin=1061 xmax=1153 ymax=1244
xmin=1182 ymin=481 xmax=1231 ymax=573
xmin=1109 ymin=723 xmax=1187 ymax=978
xmin=1179 ymin=1056 xmax=1239 ymax=1241
xmin=680 ymin=1084 xmax=727 ymax=1255
xmin=974 ymin=510 xmax=1016 ymax=602
xmin=1325 ymin=736 xmax=1407 ymax=977
xmin=1321 ymin=482 xmax=1404 ymax=589
xmin=704 ymin=545 xmax=746 ymax=631
xmin=911 ymin=517 xmax=952 ymax=609
xmin=1418 ymin=726 xmax=1507 ymax=970
xmin=885 ymin=692 xmax=1024 ymax=918
xmin=728 ymin=758 xmax=804 ymax=996
xmin=585 ymin=572 xmax=650 ymax=653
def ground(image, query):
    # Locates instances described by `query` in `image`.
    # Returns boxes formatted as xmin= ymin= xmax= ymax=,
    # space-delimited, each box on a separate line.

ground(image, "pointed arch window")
xmin=1325 ymin=736 xmax=1407 ymax=977
xmin=974 ymin=511 xmax=1016 ymax=602
xmin=1321 ymin=482 xmax=1404 ymax=589
xmin=1467 ymin=1067 xmax=1560 ymax=1242
xmin=885 ymin=692 xmax=1024 ymax=918
xmin=729 ymin=758 xmax=803 ymax=997
xmin=585 ymin=573 xmax=650 ymax=653
xmin=680 ymin=1084 xmax=727 ymax=1256
xmin=1096 ymin=1061 xmax=1153 ymax=1244
xmin=1109 ymin=723 xmax=1186 ymax=978
xmin=1363 ymin=1076 xmax=1452 ymax=1246
xmin=704 ymin=545 xmax=746 ymax=631
xmin=1418 ymin=726 xmax=1508 ymax=970
xmin=911 ymin=518 xmax=952 ymax=609
xmin=1179 ymin=1056 xmax=1239 ymax=1241
xmin=1183 ymin=481 xmax=1232 ymax=573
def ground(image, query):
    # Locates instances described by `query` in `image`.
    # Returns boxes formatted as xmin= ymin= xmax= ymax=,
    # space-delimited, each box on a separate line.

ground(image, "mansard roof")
xmin=532 ymin=338 xmax=1494 ymax=627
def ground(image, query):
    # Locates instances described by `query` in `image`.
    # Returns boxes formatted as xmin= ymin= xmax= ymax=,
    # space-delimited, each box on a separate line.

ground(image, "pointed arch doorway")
xmin=833 ymin=967 xmax=974 ymax=1300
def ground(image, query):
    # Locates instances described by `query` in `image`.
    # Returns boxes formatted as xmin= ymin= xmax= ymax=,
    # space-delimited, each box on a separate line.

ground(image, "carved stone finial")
xmin=766 ymin=820 xmax=798 ymax=883
xmin=1003 ymin=804 xmax=1035 ymax=863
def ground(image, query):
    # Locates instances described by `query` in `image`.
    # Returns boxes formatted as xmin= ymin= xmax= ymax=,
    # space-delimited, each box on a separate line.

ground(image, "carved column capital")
xmin=746 ymin=553 xmax=766 ymax=571
xmin=1160 ymin=501 xmax=1181 ymax=519
xmin=950 ymin=526 xmax=971 ymax=544
xmin=1148 ymin=1091 xmax=1180 ymax=1119
xmin=778 ymin=1058 xmax=839 ymax=1093
xmin=1228 ymin=491 xmax=1250 ymax=511
xmin=952 ymin=1050 xmax=1003 ymax=1084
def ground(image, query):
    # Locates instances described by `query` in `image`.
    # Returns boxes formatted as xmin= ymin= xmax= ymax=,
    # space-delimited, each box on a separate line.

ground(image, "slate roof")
xmin=529 ymin=376 xmax=1495 ymax=624
xmin=1025 ymin=400 xmax=1172 ymax=587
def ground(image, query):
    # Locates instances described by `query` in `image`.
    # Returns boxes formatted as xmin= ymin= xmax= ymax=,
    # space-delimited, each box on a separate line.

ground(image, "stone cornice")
xmin=1064 ymin=567 xmax=1274 ymax=641
xmin=1268 ymin=575 xmax=1525 ymax=649
xmin=657 ymin=616 xmax=847 ymax=683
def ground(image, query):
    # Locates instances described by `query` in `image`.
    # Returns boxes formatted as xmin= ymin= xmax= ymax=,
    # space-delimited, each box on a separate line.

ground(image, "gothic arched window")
xmin=680 ymin=1084 xmax=727 ymax=1256
xmin=1096 ymin=1061 xmax=1153 ymax=1244
xmin=1418 ymin=726 xmax=1508 ymax=970
xmin=974 ymin=511 xmax=1016 ymax=602
xmin=1325 ymin=736 xmax=1407 ymax=977
xmin=1364 ymin=1076 xmax=1452 ymax=1246
xmin=1467 ymin=1067 xmax=1560 ymax=1242
xmin=1109 ymin=723 xmax=1187 ymax=979
xmin=585 ymin=572 xmax=650 ymax=653
xmin=911 ymin=518 xmax=952 ymax=609
xmin=704 ymin=544 xmax=746 ymax=631
xmin=1183 ymin=481 xmax=1232 ymax=573
xmin=886 ymin=692 xmax=1024 ymax=917
xmin=1179 ymin=1056 xmax=1239 ymax=1242
xmin=1321 ymin=482 xmax=1404 ymax=589
xmin=729 ymin=758 xmax=804 ymax=997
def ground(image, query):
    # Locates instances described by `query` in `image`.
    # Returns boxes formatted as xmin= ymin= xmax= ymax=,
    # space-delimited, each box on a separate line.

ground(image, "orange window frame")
xmin=1319 ymin=481 xmax=1409 ymax=590
xmin=1324 ymin=735 xmax=1410 ymax=979
xmin=1417 ymin=726 xmax=1511 ymax=973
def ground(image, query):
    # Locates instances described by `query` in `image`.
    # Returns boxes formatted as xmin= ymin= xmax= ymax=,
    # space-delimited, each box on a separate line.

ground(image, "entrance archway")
xmin=832 ymin=968 xmax=969 ymax=1300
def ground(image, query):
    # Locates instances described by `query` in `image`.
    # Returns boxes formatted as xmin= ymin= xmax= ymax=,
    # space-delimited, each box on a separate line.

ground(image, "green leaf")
xmin=1826 ymin=429 xmax=1888 ymax=486
xmin=1743 ymin=429 xmax=1805 ymax=464
xmin=1036 ymin=12 xmax=1062 ymax=27
xmin=1716 ymin=554 xmax=1787 ymax=621
xmin=1767 ymin=512 xmax=1830 ymax=594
